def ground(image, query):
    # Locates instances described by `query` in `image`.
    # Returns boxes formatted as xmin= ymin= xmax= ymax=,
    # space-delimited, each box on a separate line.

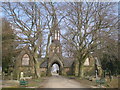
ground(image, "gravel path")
xmin=41 ymin=75 xmax=91 ymax=88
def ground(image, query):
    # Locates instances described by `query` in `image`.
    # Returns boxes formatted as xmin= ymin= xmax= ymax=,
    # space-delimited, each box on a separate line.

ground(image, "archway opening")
xmin=51 ymin=62 xmax=60 ymax=76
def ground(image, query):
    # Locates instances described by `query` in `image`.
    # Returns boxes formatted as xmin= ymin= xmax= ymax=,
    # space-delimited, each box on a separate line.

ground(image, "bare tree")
xmin=2 ymin=2 xmax=47 ymax=78
xmin=61 ymin=2 xmax=118 ymax=77
xmin=2 ymin=2 xmax=65 ymax=78
xmin=2 ymin=2 xmax=118 ymax=78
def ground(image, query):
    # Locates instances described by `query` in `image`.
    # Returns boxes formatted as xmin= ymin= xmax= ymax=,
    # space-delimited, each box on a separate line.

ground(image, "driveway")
xmin=41 ymin=75 xmax=91 ymax=88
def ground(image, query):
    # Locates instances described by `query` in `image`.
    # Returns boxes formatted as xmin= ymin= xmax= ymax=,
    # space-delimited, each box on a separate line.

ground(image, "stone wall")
xmin=63 ymin=67 xmax=73 ymax=76
xmin=83 ymin=66 xmax=95 ymax=76
xmin=40 ymin=68 xmax=47 ymax=77
xmin=13 ymin=46 xmax=35 ymax=80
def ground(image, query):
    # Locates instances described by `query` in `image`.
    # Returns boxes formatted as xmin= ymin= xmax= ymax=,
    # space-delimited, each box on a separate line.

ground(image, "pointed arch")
xmin=22 ymin=54 xmax=30 ymax=66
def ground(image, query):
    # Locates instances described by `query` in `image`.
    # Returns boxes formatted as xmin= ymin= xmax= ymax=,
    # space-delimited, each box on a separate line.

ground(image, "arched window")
xmin=22 ymin=54 xmax=30 ymax=66
xmin=84 ymin=58 xmax=90 ymax=66
xmin=57 ymin=47 xmax=59 ymax=53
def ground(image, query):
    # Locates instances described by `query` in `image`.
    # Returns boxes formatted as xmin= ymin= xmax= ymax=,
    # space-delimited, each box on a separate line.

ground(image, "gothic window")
xmin=57 ymin=47 xmax=59 ymax=53
xmin=22 ymin=54 xmax=30 ymax=66
xmin=84 ymin=58 xmax=90 ymax=66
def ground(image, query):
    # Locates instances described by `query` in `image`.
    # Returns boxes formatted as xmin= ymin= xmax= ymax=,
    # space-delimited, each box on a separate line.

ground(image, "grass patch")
xmin=17 ymin=78 xmax=44 ymax=88
xmin=103 ymin=76 xmax=118 ymax=88
xmin=27 ymin=78 xmax=44 ymax=88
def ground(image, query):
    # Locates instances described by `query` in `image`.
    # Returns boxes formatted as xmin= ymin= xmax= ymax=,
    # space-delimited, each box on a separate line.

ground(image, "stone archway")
xmin=51 ymin=62 xmax=60 ymax=75
xmin=48 ymin=60 xmax=63 ymax=76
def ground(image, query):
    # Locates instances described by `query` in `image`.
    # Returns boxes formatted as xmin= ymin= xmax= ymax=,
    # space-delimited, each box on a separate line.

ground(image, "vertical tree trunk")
xmin=32 ymin=44 xmax=41 ymax=78
xmin=75 ymin=62 xmax=78 ymax=76
xmin=78 ymin=58 xmax=85 ymax=78
xmin=33 ymin=55 xmax=40 ymax=78
xmin=78 ymin=60 xmax=81 ymax=77
xmin=79 ymin=64 xmax=84 ymax=78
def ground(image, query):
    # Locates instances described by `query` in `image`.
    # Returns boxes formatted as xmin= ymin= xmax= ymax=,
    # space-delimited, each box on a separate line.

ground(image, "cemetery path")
xmin=40 ymin=75 xmax=91 ymax=88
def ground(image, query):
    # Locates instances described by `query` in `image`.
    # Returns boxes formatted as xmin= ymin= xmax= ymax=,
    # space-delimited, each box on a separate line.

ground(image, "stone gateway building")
xmin=14 ymin=15 xmax=101 ymax=80
xmin=13 ymin=46 xmax=35 ymax=79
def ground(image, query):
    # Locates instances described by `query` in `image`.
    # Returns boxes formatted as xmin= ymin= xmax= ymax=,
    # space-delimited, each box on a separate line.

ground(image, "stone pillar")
xmin=98 ymin=67 xmax=103 ymax=77
xmin=62 ymin=68 xmax=66 ymax=76
xmin=2 ymin=72 xmax=5 ymax=80
xmin=10 ymin=72 xmax=13 ymax=80
xmin=59 ymin=67 xmax=63 ymax=75
xmin=47 ymin=65 xmax=52 ymax=76
xmin=61 ymin=68 xmax=65 ymax=76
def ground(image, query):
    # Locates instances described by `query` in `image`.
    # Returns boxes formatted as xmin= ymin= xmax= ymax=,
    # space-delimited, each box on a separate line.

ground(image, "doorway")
xmin=51 ymin=63 xmax=60 ymax=76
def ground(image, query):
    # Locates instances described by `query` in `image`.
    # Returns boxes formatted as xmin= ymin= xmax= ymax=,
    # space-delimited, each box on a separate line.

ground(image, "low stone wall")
xmin=83 ymin=66 xmax=95 ymax=76
xmin=63 ymin=68 xmax=73 ymax=76
xmin=40 ymin=68 xmax=47 ymax=77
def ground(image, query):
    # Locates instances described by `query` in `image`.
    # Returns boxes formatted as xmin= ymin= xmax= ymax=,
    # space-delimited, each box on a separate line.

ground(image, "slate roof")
xmin=39 ymin=56 xmax=101 ymax=68
xmin=40 ymin=61 xmax=47 ymax=68
xmin=63 ymin=57 xmax=75 ymax=67
xmin=39 ymin=57 xmax=75 ymax=68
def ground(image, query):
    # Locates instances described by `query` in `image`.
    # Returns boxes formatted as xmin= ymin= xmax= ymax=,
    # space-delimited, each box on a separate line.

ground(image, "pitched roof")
xmin=63 ymin=57 xmax=75 ymax=67
xmin=40 ymin=57 xmax=75 ymax=68
xmin=40 ymin=61 xmax=47 ymax=68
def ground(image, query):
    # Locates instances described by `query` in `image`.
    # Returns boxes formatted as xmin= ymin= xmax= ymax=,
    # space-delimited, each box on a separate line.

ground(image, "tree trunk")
xmin=75 ymin=60 xmax=79 ymax=76
xmin=79 ymin=64 xmax=84 ymax=78
xmin=32 ymin=46 xmax=41 ymax=78
xmin=78 ymin=60 xmax=81 ymax=77
xmin=33 ymin=57 xmax=40 ymax=79
xmin=78 ymin=58 xmax=85 ymax=78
